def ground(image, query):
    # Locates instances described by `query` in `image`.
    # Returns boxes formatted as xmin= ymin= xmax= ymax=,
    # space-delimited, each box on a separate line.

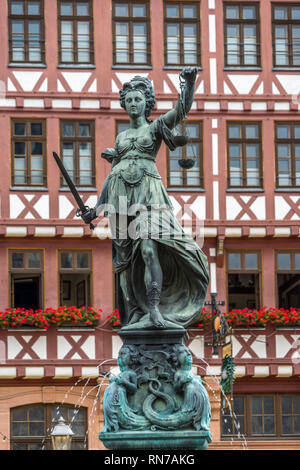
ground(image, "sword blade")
xmin=52 ymin=151 xmax=87 ymax=213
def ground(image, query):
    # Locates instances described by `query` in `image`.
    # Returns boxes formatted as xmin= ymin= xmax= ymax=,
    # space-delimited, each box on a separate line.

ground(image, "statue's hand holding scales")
xmin=179 ymin=66 xmax=198 ymax=83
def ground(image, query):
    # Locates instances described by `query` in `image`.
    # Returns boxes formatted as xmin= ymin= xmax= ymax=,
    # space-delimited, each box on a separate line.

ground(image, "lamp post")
xmin=51 ymin=416 xmax=74 ymax=450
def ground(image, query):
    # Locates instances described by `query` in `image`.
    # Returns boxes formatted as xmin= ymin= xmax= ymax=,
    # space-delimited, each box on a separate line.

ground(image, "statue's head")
xmin=118 ymin=345 xmax=139 ymax=370
xmin=172 ymin=344 xmax=192 ymax=370
xmin=119 ymin=76 xmax=155 ymax=120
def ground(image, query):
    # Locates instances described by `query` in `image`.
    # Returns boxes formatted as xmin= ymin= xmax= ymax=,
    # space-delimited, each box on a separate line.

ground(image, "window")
xmin=224 ymin=2 xmax=260 ymax=67
xmin=9 ymin=250 xmax=43 ymax=310
xmin=8 ymin=0 xmax=45 ymax=64
xmin=276 ymin=251 xmax=300 ymax=309
xmin=227 ymin=251 xmax=261 ymax=310
xmin=275 ymin=122 xmax=300 ymax=187
xmin=112 ymin=1 xmax=150 ymax=65
xmin=11 ymin=404 xmax=87 ymax=450
xmin=116 ymin=120 xmax=130 ymax=135
xmin=58 ymin=0 xmax=94 ymax=64
xmin=272 ymin=3 xmax=300 ymax=67
xmin=11 ymin=119 xmax=46 ymax=187
xmin=222 ymin=395 xmax=246 ymax=436
xmin=167 ymin=122 xmax=203 ymax=188
xmin=164 ymin=2 xmax=200 ymax=66
xmin=59 ymin=250 xmax=91 ymax=308
xmin=227 ymin=122 xmax=262 ymax=188
xmin=222 ymin=394 xmax=300 ymax=439
xmin=60 ymin=120 xmax=95 ymax=187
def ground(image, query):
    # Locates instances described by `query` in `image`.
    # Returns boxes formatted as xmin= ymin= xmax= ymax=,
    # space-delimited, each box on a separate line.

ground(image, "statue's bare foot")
xmin=149 ymin=306 xmax=166 ymax=329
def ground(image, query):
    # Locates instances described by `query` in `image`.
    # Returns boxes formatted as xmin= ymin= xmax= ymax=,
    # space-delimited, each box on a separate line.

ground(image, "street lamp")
xmin=51 ymin=416 xmax=74 ymax=450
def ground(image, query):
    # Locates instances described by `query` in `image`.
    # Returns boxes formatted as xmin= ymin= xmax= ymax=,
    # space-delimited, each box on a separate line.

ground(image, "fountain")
xmin=99 ymin=330 xmax=211 ymax=450
xmin=42 ymin=353 xmax=246 ymax=450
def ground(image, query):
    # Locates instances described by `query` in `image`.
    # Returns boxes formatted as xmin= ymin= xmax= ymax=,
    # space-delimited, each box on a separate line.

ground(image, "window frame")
xmin=8 ymin=249 xmax=44 ymax=310
xmin=8 ymin=0 xmax=45 ymax=64
xmin=222 ymin=394 xmax=300 ymax=440
xmin=164 ymin=1 xmax=201 ymax=67
xmin=58 ymin=249 xmax=92 ymax=308
xmin=10 ymin=403 xmax=88 ymax=450
xmin=223 ymin=2 xmax=261 ymax=68
xmin=276 ymin=250 xmax=300 ymax=273
xmin=58 ymin=249 xmax=92 ymax=272
xmin=11 ymin=119 xmax=47 ymax=187
xmin=116 ymin=119 xmax=130 ymax=136
xmin=227 ymin=121 xmax=263 ymax=189
xmin=275 ymin=250 xmax=300 ymax=308
xmin=272 ymin=3 xmax=300 ymax=68
xmin=9 ymin=249 xmax=44 ymax=272
xmin=275 ymin=121 xmax=300 ymax=188
xmin=226 ymin=250 xmax=261 ymax=273
xmin=167 ymin=120 xmax=204 ymax=189
xmin=57 ymin=0 xmax=94 ymax=65
xmin=60 ymin=119 xmax=95 ymax=188
xmin=226 ymin=250 xmax=262 ymax=310
xmin=112 ymin=0 xmax=151 ymax=66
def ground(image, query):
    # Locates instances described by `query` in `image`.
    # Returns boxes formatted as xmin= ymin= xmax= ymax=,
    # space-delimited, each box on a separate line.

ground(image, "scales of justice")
xmin=53 ymin=67 xmax=212 ymax=450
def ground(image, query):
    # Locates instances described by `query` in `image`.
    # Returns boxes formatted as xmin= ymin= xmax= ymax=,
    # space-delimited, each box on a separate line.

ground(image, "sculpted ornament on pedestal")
xmin=102 ymin=344 xmax=211 ymax=434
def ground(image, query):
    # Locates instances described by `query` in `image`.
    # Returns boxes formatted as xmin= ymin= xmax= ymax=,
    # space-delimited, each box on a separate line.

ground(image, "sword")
xmin=52 ymin=152 xmax=95 ymax=230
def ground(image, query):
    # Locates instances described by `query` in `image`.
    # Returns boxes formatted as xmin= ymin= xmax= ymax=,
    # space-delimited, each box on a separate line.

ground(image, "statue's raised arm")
xmin=155 ymin=67 xmax=198 ymax=151
xmin=163 ymin=67 xmax=197 ymax=130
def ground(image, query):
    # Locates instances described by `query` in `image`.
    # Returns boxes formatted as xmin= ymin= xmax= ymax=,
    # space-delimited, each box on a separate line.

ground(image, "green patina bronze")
xmin=82 ymin=67 xmax=209 ymax=331
xmin=80 ymin=67 xmax=211 ymax=449
xmin=99 ymin=331 xmax=212 ymax=450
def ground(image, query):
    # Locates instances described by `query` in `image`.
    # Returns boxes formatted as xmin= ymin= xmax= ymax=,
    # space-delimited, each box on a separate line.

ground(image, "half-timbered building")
xmin=0 ymin=0 xmax=299 ymax=450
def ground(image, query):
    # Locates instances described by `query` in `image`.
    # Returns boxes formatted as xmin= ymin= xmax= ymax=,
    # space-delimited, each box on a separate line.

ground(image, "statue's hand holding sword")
xmin=52 ymin=148 xmax=119 ymax=229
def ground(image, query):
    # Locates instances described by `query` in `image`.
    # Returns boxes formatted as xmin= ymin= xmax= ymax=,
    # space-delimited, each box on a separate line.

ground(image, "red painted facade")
xmin=0 ymin=0 xmax=299 ymax=450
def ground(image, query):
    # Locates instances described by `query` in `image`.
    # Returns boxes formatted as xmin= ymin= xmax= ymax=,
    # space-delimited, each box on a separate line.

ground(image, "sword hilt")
xmin=76 ymin=206 xmax=95 ymax=230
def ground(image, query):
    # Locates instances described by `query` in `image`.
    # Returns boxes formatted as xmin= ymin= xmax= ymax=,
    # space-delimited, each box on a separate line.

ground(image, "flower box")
xmin=196 ymin=307 xmax=300 ymax=329
xmin=0 ymin=306 xmax=102 ymax=330
xmin=105 ymin=307 xmax=300 ymax=330
xmin=107 ymin=309 xmax=121 ymax=329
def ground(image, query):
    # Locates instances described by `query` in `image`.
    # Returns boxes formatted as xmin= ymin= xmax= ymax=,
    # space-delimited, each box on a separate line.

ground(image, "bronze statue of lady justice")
xmin=60 ymin=67 xmax=209 ymax=330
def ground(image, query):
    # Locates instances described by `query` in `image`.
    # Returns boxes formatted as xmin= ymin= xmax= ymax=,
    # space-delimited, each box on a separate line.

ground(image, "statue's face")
xmin=124 ymin=90 xmax=146 ymax=118
xmin=177 ymin=347 xmax=188 ymax=364
xmin=119 ymin=347 xmax=131 ymax=366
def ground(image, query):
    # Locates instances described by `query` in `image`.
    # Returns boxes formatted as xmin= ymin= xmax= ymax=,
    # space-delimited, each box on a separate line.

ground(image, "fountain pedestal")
xmin=99 ymin=329 xmax=212 ymax=450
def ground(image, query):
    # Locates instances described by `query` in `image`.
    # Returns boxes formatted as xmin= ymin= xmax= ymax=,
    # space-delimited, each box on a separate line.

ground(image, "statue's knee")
xmin=141 ymin=241 xmax=155 ymax=263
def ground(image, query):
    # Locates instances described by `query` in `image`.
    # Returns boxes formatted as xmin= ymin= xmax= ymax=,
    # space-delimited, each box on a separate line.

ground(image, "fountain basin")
xmin=99 ymin=430 xmax=212 ymax=450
